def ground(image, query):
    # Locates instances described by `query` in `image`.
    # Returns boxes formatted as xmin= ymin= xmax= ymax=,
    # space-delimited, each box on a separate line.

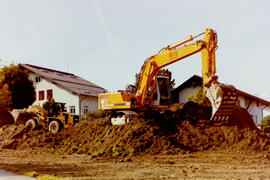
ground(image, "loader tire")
xmin=49 ymin=120 xmax=61 ymax=134
xmin=25 ymin=119 xmax=37 ymax=130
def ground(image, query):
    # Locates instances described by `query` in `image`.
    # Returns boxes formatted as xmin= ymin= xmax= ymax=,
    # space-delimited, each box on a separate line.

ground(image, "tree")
xmin=134 ymin=68 xmax=175 ymax=91
xmin=0 ymin=64 xmax=35 ymax=109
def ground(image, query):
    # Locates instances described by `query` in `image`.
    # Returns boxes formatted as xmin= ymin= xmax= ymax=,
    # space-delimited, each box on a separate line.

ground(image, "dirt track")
xmin=0 ymin=149 xmax=270 ymax=179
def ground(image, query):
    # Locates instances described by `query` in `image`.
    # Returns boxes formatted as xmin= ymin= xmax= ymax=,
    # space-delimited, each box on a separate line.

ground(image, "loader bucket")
xmin=10 ymin=109 xmax=34 ymax=124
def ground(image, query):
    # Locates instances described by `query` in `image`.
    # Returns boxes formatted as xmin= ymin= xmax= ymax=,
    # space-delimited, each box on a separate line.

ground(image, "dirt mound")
xmin=0 ymin=124 xmax=26 ymax=149
xmin=0 ymin=114 xmax=269 ymax=160
xmin=229 ymin=107 xmax=257 ymax=129
xmin=0 ymin=106 xmax=14 ymax=127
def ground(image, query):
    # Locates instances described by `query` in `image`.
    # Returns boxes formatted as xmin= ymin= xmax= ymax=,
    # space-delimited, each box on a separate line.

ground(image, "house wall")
xmin=263 ymin=107 xmax=270 ymax=117
xmin=29 ymin=73 xmax=79 ymax=115
xmin=238 ymin=95 xmax=263 ymax=125
xmin=79 ymin=96 xmax=98 ymax=117
xmin=177 ymin=86 xmax=266 ymax=125
xmin=178 ymin=86 xmax=202 ymax=103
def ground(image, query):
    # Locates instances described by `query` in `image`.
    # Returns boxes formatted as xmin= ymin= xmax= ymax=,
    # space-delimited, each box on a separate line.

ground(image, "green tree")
xmin=261 ymin=115 xmax=270 ymax=133
xmin=187 ymin=89 xmax=210 ymax=107
xmin=134 ymin=68 xmax=175 ymax=91
xmin=0 ymin=64 xmax=35 ymax=109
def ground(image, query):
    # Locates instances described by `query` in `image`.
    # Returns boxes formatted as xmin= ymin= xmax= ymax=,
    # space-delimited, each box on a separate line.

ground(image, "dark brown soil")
xmin=0 ymin=114 xmax=269 ymax=161
xmin=0 ymin=106 xmax=14 ymax=127
xmin=0 ymin=108 xmax=270 ymax=179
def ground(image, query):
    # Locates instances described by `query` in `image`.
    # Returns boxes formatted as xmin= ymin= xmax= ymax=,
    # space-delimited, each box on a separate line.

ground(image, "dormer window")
xmin=36 ymin=77 xmax=41 ymax=83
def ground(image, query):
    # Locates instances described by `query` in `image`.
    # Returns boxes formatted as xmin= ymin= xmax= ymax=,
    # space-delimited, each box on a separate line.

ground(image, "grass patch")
xmin=85 ymin=110 xmax=110 ymax=119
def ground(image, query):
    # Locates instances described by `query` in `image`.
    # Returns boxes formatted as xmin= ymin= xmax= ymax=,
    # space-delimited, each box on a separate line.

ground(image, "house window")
xmin=70 ymin=106 xmax=75 ymax=114
xmin=83 ymin=105 xmax=89 ymax=115
xmin=47 ymin=89 xmax=53 ymax=100
xmin=36 ymin=77 xmax=41 ymax=83
xmin=39 ymin=91 xmax=44 ymax=101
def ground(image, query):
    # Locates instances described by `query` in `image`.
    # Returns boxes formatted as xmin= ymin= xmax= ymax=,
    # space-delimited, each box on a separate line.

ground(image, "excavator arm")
xmin=136 ymin=28 xmax=218 ymax=106
xmin=99 ymin=28 xmax=239 ymax=125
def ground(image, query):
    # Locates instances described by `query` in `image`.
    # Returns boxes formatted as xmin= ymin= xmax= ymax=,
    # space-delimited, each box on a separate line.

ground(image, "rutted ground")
xmin=0 ymin=149 xmax=270 ymax=179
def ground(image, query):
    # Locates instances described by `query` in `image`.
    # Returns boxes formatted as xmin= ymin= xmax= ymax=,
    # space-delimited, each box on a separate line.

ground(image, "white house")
xmin=172 ymin=75 xmax=270 ymax=125
xmin=20 ymin=64 xmax=106 ymax=117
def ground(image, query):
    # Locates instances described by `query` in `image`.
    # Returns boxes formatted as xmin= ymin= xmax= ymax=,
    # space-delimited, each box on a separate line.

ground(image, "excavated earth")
xmin=0 ymin=111 xmax=270 ymax=179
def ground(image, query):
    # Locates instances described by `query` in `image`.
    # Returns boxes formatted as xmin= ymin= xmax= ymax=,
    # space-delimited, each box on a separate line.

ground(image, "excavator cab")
xmin=152 ymin=76 xmax=171 ymax=106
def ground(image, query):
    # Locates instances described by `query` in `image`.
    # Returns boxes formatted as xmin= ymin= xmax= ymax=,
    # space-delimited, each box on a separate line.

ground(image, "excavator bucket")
xmin=205 ymin=82 xmax=257 ymax=129
xmin=205 ymin=83 xmax=238 ymax=124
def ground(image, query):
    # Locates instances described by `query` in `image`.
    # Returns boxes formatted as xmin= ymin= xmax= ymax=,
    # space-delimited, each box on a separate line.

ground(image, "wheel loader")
xmin=12 ymin=101 xmax=79 ymax=133
xmin=98 ymin=28 xmax=255 ymax=127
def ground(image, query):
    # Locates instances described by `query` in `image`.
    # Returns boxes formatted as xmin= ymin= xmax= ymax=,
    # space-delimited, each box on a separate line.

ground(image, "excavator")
xmin=98 ymin=28 xmax=246 ymax=126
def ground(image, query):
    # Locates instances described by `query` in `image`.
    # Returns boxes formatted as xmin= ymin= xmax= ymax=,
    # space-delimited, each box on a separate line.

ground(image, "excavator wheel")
xmin=110 ymin=111 xmax=137 ymax=125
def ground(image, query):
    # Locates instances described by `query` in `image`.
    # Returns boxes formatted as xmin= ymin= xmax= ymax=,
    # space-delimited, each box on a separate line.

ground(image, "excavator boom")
xmin=136 ymin=29 xmax=218 ymax=107
xmin=99 ymin=28 xmax=242 ymax=125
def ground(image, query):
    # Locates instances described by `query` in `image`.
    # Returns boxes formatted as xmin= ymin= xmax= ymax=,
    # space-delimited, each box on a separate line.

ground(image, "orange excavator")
xmin=98 ymin=28 xmax=249 ymax=126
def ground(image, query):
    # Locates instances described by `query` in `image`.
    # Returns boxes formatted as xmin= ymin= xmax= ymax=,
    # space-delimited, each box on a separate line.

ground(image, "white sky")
xmin=0 ymin=0 xmax=270 ymax=100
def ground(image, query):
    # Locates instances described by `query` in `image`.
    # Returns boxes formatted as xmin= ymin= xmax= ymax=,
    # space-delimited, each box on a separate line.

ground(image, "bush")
xmin=187 ymin=89 xmax=211 ymax=107
xmin=85 ymin=110 xmax=110 ymax=119
xmin=261 ymin=115 xmax=270 ymax=133
xmin=262 ymin=126 xmax=270 ymax=133
xmin=261 ymin=115 xmax=270 ymax=126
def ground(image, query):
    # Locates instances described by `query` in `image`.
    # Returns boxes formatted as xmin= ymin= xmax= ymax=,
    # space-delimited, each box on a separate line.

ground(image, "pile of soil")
xmin=0 ymin=114 xmax=269 ymax=160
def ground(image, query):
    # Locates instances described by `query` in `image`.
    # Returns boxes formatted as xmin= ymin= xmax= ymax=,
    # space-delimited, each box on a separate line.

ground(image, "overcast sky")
xmin=0 ymin=0 xmax=269 ymax=99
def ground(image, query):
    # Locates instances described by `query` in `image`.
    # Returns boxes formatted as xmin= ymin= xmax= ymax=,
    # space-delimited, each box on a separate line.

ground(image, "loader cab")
xmin=43 ymin=101 xmax=66 ymax=117
xmin=152 ymin=76 xmax=171 ymax=106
